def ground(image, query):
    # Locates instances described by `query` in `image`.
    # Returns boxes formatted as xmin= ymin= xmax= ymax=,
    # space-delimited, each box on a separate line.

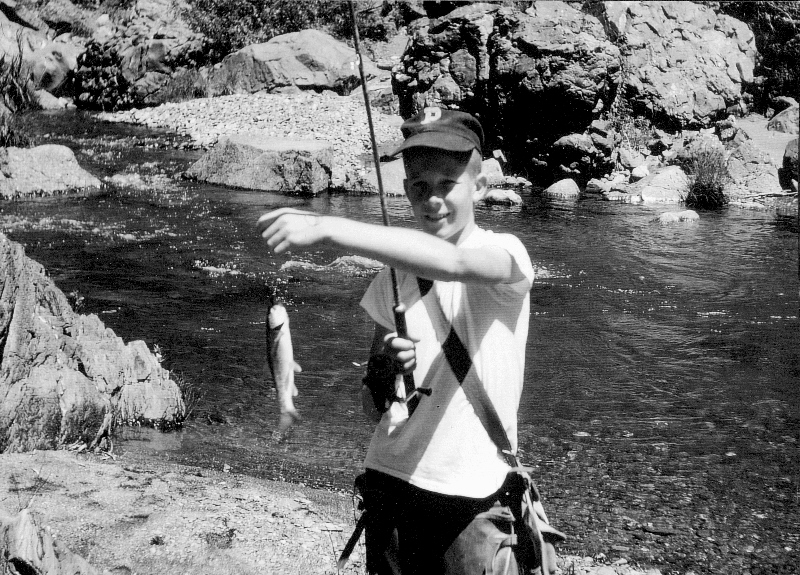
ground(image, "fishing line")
xmin=348 ymin=1 xmax=429 ymax=404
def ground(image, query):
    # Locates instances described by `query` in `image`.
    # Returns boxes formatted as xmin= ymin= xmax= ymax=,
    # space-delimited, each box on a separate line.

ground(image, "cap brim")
xmin=389 ymin=133 xmax=480 ymax=157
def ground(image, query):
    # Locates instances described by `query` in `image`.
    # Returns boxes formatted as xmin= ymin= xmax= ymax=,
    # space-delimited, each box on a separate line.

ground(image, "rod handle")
xmin=392 ymin=304 xmax=419 ymax=398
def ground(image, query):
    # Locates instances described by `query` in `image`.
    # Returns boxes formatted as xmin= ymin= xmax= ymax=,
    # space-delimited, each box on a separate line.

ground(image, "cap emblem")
xmin=420 ymin=107 xmax=442 ymax=125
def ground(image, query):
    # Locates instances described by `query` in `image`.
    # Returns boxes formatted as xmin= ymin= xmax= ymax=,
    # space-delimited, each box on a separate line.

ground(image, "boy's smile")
xmin=403 ymin=149 xmax=486 ymax=245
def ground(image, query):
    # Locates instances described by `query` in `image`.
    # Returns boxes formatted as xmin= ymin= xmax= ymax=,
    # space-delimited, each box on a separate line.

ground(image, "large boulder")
xmin=543 ymin=178 xmax=581 ymax=199
xmin=0 ymin=509 xmax=99 ymax=575
xmin=767 ymin=105 xmax=799 ymax=135
xmin=779 ymin=138 xmax=798 ymax=190
xmin=726 ymin=139 xmax=783 ymax=198
xmin=632 ymin=165 xmax=688 ymax=203
xmin=209 ymin=29 xmax=378 ymax=96
xmin=185 ymin=134 xmax=334 ymax=195
xmin=0 ymin=234 xmax=185 ymax=452
xmin=592 ymin=1 xmax=756 ymax=129
xmin=0 ymin=145 xmax=101 ymax=198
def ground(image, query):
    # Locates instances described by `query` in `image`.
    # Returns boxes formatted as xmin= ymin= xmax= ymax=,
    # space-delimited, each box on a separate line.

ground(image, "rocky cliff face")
xmin=392 ymin=1 xmax=757 ymax=179
xmin=0 ymin=233 xmax=184 ymax=453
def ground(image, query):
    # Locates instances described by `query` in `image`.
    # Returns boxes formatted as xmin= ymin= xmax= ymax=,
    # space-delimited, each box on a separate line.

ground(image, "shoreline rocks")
xmin=99 ymin=91 xmax=403 ymax=191
xmin=185 ymin=134 xmax=334 ymax=195
xmin=0 ymin=233 xmax=185 ymax=453
xmin=0 ymin=145 xmax=101 ymax=199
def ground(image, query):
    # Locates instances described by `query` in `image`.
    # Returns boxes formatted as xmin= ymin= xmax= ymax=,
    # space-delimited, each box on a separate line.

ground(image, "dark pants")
xmin=362 ymin=469 xmax=502 ymax=575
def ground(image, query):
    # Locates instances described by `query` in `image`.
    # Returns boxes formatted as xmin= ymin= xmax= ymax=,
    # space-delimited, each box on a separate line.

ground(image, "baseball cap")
xmin=390 ymin=107 xmax=483 ymax=156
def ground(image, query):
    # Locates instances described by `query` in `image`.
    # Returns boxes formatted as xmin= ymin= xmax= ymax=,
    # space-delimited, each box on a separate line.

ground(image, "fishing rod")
xmin=348 ymin=1 xmax=429 ymax=408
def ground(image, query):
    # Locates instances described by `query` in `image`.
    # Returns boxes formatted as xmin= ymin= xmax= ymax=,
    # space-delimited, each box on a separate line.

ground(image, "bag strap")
xmin=460 ymin=375 xmax=518 ymax=469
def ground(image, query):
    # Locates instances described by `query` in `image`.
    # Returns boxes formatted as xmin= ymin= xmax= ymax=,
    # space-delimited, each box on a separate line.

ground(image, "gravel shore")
xmin=1 ymin=450 xmax=659 ymax=575
xmin=99 ymin=92 xmax=404 ymax=189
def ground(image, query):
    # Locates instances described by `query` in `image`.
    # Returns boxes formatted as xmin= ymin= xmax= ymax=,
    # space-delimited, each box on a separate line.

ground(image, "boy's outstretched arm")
xmin=257 ymin=208 xmax=526 ymax=285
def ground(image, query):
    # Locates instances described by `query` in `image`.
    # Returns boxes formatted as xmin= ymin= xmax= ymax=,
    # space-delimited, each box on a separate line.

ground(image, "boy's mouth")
xmin=425 ymin=212 xmax=449 ymax=222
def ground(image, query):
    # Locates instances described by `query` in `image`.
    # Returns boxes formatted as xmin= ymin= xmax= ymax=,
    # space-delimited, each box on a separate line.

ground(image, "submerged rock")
xmin=0 ymin=233 xmax=184 ymax=452
xmin=653 ymin=210 xmax=700 ymax=224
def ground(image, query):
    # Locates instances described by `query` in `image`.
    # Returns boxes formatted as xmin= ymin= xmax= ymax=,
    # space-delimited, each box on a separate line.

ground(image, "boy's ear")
xmin=472 ymin=172 xmax=488 ymax=203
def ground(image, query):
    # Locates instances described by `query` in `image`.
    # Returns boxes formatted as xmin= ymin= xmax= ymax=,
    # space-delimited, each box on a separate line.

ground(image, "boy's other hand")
xmin=382 ymin=331 xmax=418 ymax=375
xmin=257 ymin=208 xmax=324 ymax=253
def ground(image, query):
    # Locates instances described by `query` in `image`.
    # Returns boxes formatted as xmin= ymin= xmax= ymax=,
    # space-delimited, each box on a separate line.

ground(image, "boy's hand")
xmin=257 ymin=208 xmax=325 ymax=253
xmin=380 ymin=331 xmax=418 ymax=375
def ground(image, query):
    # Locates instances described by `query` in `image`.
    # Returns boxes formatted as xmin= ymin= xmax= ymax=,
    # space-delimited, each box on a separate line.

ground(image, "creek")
xmin=2 ymin=110 xmax=798 ymax=569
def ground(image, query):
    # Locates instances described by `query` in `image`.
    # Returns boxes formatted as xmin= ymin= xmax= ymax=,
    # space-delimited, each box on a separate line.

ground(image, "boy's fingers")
xmin=256 ymin=208 xmax=315 ymax=234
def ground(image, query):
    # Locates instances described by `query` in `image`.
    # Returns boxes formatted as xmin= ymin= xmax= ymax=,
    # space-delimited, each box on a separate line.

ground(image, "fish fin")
xmin=293 ymin=362 xmax=302 ymax=373
xmin=291 ymin=382 xmax=299 ymax=398
xmin=278 ymin=409 xmax=301 ymax=433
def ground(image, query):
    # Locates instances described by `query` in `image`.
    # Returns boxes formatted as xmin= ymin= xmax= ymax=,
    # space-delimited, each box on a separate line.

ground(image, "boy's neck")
xmin=446 ymin=220 xmax=477 ymax=246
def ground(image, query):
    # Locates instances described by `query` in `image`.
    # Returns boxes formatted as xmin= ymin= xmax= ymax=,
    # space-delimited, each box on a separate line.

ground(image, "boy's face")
xmin=403 ymin=148 xmax=487 ymax=245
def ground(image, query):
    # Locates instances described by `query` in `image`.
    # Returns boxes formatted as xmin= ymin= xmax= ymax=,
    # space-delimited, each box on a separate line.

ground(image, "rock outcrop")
xmin=185 ymin=134 xmax=333 ymax=195
xmin=0 ymin=509 xmax=99 ymax=575
xmin=0 ymin=145 xmax=101 ymax=199
xmin=69 ymin=0 xmax=208 ymax=109
xmin=591 ymin=1 xmax=756 ymax=129
xmin=392 ymin=2 xmax=620 ymax=177
xmin=392 ymin=2 xmax=757 ymax=180
xmin=0 ymin=233 xmax=184 ymax=453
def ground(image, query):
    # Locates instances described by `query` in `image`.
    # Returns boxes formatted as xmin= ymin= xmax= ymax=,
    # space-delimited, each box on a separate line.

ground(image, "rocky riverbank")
xmin=1 ymin=450 xmax=662 ymax=575
xmin=99 ymin=91 xmax=404 ymax=190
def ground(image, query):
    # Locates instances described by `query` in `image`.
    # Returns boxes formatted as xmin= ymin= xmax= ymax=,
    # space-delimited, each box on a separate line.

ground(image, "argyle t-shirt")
xmin=359 ymin=227 xmax=534 ymax=498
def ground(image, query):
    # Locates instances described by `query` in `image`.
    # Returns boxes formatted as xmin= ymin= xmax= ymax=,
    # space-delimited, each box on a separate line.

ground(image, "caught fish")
xmin=266 ymin=301 xmax=302 ymax=432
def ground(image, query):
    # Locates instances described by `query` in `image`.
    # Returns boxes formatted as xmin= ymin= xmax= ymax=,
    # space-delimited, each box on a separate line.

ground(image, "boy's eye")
xmin=408 ymin=180 xmax=456 ymax=198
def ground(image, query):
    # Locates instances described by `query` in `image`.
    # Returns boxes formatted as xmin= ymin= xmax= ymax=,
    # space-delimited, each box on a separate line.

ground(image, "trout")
xmin=266 ymin=302 xmax=301 ymax=432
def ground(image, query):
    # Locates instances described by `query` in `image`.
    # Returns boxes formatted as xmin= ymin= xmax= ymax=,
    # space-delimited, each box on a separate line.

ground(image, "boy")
xmin=257 ymin=108 xmax=555 ymax=574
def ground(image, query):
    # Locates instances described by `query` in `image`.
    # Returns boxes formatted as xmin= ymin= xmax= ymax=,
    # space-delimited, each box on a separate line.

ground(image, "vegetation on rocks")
xmin=0 ymin=32 xmax=38 ymax=146
xmin=682 ymin=145 xmax=730 ymax=208
xmin=179 ymin=0 xmax=390 ymax=60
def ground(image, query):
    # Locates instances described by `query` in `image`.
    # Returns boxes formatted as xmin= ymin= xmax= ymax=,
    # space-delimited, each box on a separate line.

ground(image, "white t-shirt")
xmin=360 ymin=227 xmax=534 ymax=498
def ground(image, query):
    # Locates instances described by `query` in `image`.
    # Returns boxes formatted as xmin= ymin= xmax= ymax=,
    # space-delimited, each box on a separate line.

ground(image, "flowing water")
xmin=2 ymin=111 xmax=799 ymax=563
